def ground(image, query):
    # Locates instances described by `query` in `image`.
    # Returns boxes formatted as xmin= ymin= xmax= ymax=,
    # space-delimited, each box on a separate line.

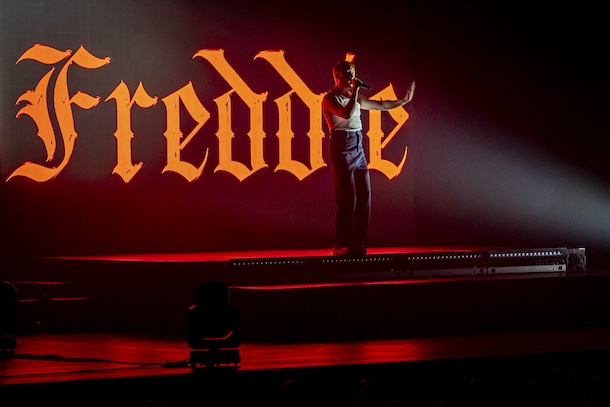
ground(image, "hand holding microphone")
xmin=352 ymin=78 xmax=371 ymax=90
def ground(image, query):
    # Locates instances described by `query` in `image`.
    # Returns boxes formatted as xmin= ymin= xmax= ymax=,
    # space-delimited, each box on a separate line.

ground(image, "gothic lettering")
xmin=161 ymin=82 xmax=211 ymax=182
xmin=193 ymin=49 xmax=268 ymax=181
xmin=255 ymin=50 xmax=326 ymax=180
xmin=367 ymin=85 xmax=409 ymax=179
xmin=9 ymin=45 xmax=110 ymax=181
xmin=8 ymin=44 xmax=412 ymax=183
xmin=106 ymin=81 xmax=158 ymax=183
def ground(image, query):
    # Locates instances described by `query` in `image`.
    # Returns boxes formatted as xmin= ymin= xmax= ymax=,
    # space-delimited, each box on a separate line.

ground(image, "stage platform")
xmin=1 ymin=245 xmax=601 ymax=341
xmin=2 ymin=245 xmax=610 ymax=406
xmin=23 ymin=245 xmax=583 ymax=285
xmin=4 ymin=327 xmax=610 ymax=407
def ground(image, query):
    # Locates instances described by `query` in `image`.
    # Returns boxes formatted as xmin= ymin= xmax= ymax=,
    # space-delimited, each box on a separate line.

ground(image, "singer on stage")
xmin=322 ymin=60 xmax=416 ymax=256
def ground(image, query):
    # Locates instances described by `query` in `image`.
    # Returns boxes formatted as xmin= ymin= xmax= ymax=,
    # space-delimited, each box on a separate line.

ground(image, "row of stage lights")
xmin=489 ymin=249 xmax=566 ymax=259
xmin=229 ymin=249 xmax=568 ymax=268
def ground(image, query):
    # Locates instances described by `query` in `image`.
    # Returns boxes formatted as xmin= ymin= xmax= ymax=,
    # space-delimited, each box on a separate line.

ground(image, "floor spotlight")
xmin=187 ymin=281 xmax=241 ymax=369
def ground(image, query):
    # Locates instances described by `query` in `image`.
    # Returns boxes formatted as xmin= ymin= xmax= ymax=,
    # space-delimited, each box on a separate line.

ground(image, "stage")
xmin=4 ymin=327 xmax=610 ymax=406
xmin=2 ymin=245 xmax=593 ymax=338
xmin=2 ymin=245 xmax=610 ymax=406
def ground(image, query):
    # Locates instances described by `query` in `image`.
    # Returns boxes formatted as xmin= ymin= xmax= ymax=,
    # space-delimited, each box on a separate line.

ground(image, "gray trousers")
xmin=329 ymin=129 xmax=371 ymax=249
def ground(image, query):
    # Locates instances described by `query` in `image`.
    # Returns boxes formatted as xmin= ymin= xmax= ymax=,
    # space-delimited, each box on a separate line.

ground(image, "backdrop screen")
xmin=2 ymin=1 xmax=609 ymax=266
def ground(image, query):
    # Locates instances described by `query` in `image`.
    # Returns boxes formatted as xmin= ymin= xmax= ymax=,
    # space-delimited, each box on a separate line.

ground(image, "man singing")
xmin=322 ymin=60 xmax=415 ymax=256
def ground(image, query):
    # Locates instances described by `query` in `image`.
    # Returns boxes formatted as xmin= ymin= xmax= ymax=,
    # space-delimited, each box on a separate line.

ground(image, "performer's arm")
xmin=360 ymin=81 xmax=416 ymax=111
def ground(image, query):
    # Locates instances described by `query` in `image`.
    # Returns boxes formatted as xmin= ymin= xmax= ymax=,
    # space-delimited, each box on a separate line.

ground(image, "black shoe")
xmin=333 ymin=247 xmax=350 ymax=256
xmin=333 ymin=246 xmax=367 ymax=257
xmin=350 ymin=245 xmax=367 ymax=256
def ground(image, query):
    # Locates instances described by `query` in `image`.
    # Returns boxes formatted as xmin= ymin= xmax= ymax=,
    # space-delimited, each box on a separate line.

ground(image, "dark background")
xmin=1 ymin=1 xmax=609 ymax=267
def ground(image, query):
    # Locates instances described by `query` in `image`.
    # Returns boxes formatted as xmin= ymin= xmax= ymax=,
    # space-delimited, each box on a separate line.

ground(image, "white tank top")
xmin=326 ymin=93 xmax=362 ymax=131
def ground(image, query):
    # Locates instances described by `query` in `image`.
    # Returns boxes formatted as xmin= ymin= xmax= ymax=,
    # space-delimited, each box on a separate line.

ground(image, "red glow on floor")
xmin=45 ymin=246 xmax=487 ymax=263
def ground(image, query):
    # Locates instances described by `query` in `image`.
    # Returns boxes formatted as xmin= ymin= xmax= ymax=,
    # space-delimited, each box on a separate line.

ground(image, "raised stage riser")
xmin=13 ymin=272 xmax=607 ymax=343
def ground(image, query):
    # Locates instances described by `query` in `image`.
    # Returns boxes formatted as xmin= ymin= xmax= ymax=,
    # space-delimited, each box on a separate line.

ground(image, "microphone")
xmin=353 ymin=78 xmax=371 ymax=90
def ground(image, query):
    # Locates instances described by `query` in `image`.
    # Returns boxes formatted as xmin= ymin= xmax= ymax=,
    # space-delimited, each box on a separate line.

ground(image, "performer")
xmin=322 ymin=60 xmax=415 ymax=256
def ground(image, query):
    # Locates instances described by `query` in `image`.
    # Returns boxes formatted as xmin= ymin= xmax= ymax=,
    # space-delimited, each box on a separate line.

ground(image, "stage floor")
xmin=21 ymin=245 xmax=578 ymax=286
xmin=4 ymin=325 xmax=610 ymax=407
xmin=44 ymin=246 xmax=492 ymax=262
xmin=1 ymin=245 xmax=605 ymax=406
xmin=5 ymin=326 xmax=610 ymax=386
